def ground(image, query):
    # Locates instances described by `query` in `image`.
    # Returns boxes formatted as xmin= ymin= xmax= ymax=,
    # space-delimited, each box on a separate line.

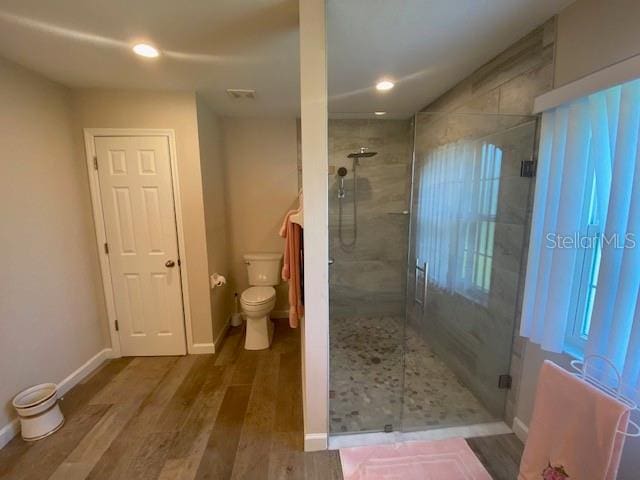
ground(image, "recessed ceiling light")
xmin=374 ymin=111 xmax=387 ymax=116
xmin=376 ymin=80 xmax=394 ymax=91
xmin=132 ymin=43 xmax=160 ymax=58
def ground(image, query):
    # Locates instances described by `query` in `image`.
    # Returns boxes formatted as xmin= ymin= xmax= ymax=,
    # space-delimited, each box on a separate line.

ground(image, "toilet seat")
xmin=241 ymin=286 xmax=276 ymax=306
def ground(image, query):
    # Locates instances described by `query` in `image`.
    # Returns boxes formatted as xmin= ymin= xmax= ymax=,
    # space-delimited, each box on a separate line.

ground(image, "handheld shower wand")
xmin=337 ymin=148 xmax=378 ymax=249
xmin=337 ymin=167 xmax=348 ymax=198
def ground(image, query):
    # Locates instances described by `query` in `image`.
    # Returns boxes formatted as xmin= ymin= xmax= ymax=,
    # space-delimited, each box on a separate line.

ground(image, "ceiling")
xmin=0 ymin=0 xmax=300 ymax=116
xmin=327 ymin=0 xmax=574 ymax=118
xmin=0 ymin=0 xmax=573 ymax=117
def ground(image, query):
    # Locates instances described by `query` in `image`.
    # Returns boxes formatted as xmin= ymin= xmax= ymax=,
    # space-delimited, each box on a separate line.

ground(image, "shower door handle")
xmin=386 ymin=210 xmax=409 ymax=215
xmin=414 ymin=260 xmax=427 ymax=306
xmin=422 ymin=261 xmax=429 ymax=306
xmin=414 ymin=260 xmax=428 ymax=307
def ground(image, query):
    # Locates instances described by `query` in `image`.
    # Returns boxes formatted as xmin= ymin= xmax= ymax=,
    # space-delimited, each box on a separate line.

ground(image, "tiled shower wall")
xmin=407 ymin=18 xmax=557 ymax=423
xmin=328 ymin=119 xmax=414 ymax=318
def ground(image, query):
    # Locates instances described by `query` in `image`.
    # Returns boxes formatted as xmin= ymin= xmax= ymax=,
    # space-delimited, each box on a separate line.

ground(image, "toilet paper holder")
xmin=210 ymin=273 xmax=226 ymax=289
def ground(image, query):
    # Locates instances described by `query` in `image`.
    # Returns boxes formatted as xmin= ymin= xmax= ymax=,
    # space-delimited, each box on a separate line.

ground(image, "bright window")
xmin=521 ymin=77 xmax=640 ymax=395
xmin=565 ymin=172 xmax=602 ymax=356
xmin=415 ymin=140 xmax=502 ymax=304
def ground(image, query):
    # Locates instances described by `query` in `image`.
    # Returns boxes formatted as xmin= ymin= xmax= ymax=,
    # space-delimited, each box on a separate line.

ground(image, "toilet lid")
xmin=241 ymin=286 xmax=276 ymax=305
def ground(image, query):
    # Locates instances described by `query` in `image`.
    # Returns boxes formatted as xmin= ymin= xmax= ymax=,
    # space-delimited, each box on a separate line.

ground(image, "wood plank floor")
xmin=0 ymin=320 xmax=522 ymax=479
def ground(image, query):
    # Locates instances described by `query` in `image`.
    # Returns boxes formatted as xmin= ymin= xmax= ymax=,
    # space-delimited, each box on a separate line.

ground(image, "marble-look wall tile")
xmin=329 ymin=118 xmax=413 ymax=318
xmin=493 ymin=223 xmax=527 ymax=274
xmin=422 ymin=18 xmax=556 ymax=115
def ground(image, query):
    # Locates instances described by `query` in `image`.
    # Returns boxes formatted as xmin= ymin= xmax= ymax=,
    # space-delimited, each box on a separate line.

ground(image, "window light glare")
xmin=132 ymin=43 xmax=160 ymax=58
xmin=374 ymin=111 xmax=387 ymax=116
xmin=376 ymin=80 xmax=394 ymax=91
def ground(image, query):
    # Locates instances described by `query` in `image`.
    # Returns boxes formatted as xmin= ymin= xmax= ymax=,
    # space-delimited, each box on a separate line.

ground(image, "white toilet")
xmin=240 ymin=252 xmax=282 ymax=350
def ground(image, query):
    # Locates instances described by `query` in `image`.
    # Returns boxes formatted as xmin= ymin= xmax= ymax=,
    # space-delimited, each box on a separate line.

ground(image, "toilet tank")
xmin=243 ymin=253 xmax=283 ymax=286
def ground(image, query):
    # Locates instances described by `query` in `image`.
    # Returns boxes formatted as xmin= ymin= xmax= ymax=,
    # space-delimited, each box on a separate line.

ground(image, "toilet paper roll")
xmin=210 ymin=273 xmax=227 ymax=289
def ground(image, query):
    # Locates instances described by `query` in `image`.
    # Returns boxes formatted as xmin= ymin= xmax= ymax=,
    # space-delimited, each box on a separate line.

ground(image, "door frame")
xmin=83 ymin=128 xmax=193 ymax=358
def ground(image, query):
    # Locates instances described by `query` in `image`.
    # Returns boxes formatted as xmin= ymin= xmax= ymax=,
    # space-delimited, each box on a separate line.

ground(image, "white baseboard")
xmin=512 ymin=417 xmax=529 ymax=443
xmin=213 ymin=318 xmax=231 ymax=352
xmin=0 ymin=347 xmax=112 ymax=450
xmin=190 ymin=342 xmax=216 ymax=354
xmin=304 ymin=432 xmax=328 ymax=452
xmin=189 ymin=316 xmax=231 ymax=355
xmin=0 ymin=419 xmax=19 ymax=450
xmin=271 ymin=309 xmax=290 ymax=319
xmin=58 ymin=348 xmax=113 ymax=397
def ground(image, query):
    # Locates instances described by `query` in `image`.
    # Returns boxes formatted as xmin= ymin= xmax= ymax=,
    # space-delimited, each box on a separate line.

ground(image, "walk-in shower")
xmin=336 ymin=147 xmax=378 ymax=249
xmin=328 ymin=113 xmax=538 ymax=435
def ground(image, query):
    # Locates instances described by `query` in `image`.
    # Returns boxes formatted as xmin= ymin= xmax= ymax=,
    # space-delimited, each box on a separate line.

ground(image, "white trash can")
xmin=12 ymin=383 xmax=64 ymax=441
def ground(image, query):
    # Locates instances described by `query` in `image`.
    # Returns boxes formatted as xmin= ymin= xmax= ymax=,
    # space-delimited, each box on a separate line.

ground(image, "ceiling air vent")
xmin=226 ymin=89 xmax=256 ymax=99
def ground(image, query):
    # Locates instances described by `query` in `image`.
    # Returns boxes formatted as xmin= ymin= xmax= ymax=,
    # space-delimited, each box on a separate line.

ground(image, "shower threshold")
xmin=328 ymin=421 xmax=512 ymax=450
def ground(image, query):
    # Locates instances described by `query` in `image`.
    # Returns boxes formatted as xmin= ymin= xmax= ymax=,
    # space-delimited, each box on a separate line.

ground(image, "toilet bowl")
xmin=13 ymin=383 xmax=64 ymax=441
xmin=241 ymin=286 xmax=276 ymax=350
xmin=240 ymin=252 xmax=282 ymax=350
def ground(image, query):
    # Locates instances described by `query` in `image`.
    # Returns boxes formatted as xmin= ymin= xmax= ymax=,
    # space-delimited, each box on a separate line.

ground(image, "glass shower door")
xmin=328 ymin=118 xmax=413 ymax=434
xmin=403 ymin=112 xmax=538 ymax=431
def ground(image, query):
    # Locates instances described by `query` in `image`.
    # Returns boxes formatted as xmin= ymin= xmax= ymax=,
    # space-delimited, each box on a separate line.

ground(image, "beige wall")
xmin=71 ymin=89 xmax=214 ymax=345
xmin=196 ymin=97 xmax=232 ymax=344
xmin=0 ymin=58 xmax=107 ymax=428
xmin=555 ymin=0 xmax=640 ymax=87
xmin=221 ymin=117 xmax=298 ymax=313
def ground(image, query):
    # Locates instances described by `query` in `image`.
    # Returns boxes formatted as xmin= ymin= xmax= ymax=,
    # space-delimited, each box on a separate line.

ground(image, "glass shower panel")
xmin=328 ymin=118 xmax=413 ymax=434
xmin=403 ymin=112 xmax=537 ymax=431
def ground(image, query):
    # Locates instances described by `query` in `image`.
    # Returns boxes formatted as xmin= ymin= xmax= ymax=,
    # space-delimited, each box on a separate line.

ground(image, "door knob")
xmin=165 ymin=260 xmax=176 ymax=268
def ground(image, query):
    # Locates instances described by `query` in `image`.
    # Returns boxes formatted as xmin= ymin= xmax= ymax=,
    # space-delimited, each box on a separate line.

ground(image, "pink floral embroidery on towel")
xmin=542 ymin=463 xmax=569 ymax=480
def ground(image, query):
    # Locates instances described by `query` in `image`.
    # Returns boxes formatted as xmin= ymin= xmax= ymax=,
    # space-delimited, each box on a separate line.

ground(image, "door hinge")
xmin=498 ymin=374 xmax=512 ymax=389
xmin=104 ymin=242 xmax=109 ymax=254
xmin=114 ymin=319 xmax=119 ymax=331
xmin=520 ymin=159 xmax=535 ymax=177
xmin=93 ymin=156 xmax=98 ymax=170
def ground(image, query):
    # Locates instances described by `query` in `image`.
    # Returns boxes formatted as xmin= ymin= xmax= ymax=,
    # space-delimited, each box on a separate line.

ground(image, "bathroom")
xmin=309 ymin=0 xmax=640 ymax=477
xmin=3 ymin=1 xmax=640 ymax=479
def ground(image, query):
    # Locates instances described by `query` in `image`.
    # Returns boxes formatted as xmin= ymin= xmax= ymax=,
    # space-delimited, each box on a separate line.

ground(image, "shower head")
xmin=347 ymin=151 xmax=378 ymax=159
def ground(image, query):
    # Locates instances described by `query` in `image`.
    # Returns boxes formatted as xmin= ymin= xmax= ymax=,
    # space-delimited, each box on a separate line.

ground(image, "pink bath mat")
xmin=339 ymin=437 xmax=491 ymax=480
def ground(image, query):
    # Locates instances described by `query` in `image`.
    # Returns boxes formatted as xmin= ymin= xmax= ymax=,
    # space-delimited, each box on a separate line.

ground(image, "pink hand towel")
xmin=279 ymin=209 xmax=303 ymax=328
xmin=519 ymin=360 xmax=630 ymax=480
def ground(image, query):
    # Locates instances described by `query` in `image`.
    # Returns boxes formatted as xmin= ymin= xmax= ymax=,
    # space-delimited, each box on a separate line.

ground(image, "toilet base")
xmin=245 ymin=315 xmax=274 ymax=350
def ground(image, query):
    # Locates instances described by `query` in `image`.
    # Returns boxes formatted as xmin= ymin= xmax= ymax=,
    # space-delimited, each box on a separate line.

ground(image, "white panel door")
xmin=95 ymin=136 xmax=186 ymax=356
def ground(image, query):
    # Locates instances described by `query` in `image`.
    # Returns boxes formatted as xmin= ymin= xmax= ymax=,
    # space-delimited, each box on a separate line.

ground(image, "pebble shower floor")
xmin=329 ymin=316 xmax=494 ymax=433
